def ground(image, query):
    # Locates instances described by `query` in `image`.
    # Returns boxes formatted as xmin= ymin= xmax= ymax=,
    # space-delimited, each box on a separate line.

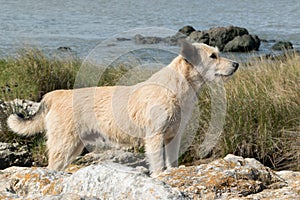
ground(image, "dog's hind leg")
xmin=61 ymin=139 xmax=84 ymax=170
xmin=47 ymin=131 xmax=84 ymax=171
xmin=66 ymin=140 xmax=85 ymax=165
xmin=145 ymin=133 xmax=164 ymax=177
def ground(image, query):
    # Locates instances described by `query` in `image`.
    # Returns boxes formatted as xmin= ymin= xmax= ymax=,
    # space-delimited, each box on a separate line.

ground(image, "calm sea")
xmin=0 ymin=0 xmax=299 ymax=59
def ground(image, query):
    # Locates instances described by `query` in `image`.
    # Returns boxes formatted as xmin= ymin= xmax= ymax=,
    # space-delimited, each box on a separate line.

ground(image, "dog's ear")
xmin=180 ymin=40 xmax=201 ymax=66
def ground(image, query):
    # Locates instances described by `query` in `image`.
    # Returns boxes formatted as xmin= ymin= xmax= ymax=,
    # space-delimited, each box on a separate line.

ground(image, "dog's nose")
xmin=232 ymin=62 xmax=239 ymax=70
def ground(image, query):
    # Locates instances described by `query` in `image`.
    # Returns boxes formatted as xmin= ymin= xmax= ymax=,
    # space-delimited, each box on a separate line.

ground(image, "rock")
xmin=186 ymin=26 xmax=257 ymax=51
xmin=1 ymin=154 xmax=299 ymax=199
xmin=134 ymin=33 xmax=186 ymax=46
xmin=62 ymin=163 xmax=184 ymax=199
xmin=116 ymin=37 xmax=131 ymax=41
xmin=134 ymin=34 xmax=163 ymax=44
xmin=133 ymin=25 xmax=261 ymax=52
xmin=0 ymin=166 xmax=68 ymax=199
xmin=40 ymin=193 xmax=91 ymax=200
xmin=57 ymin=47 xmax=72 ymax=51
xmin=163 ymin=32 xmax=187 ymax=46
xmin=206 ymin=26 xmax=249 ymax=51
xmin=74 ymin=148 xmax=148 ymax=169
xmin=271 ymin=41 xmax=293 ymax=50
xmin=0 ymin=163 xmax=184 ymax=199
xmin=157 ymin=154 xmax=289 ymax=199
xmin=245 ymin=171 xmax=300 ymax=199
xmin=178 ymin=25 xmax=196 ymax=36
xmin=223 ymin=34 xmax=261 ymax=52
xmin=187 ymin=31 xmax=210 ymax=44
xmin=0 ymin=99 xmax=40 ymax=117
xmin=0 ymin=142 xmax=32 ymax=169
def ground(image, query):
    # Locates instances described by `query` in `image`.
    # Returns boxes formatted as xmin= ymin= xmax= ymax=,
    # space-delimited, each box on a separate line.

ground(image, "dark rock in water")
xmin=0 ymin=142 xmax=32 ymax=169
xmin=57 ymin=46 xmax=72 ymax=51
xmin=134 ymin=34 xmax=163 ymax=44
xmin=187 ymin=26 xmax=251 ymax=51
xmin=116 ymin=37 xmax=131 ymax=41
xmin=163 ymin=32 xmax=186 ymax=46
xmin=261 ymin=39 xmax=276 ymax=43
xmin=223 ymin=34 xmax=261 ymax=52
xmin=134 ymin=33 xmax=186 ymax=46
xmin=178 ymin=25 xmax=196 ymax=36
xmin=188 ymin=30 xmax=210 ymax=44
xmin=271 ymin=41 xmax=293 ymax=50
xmin=133 ymin=25 xmax=262 ymax=52
xmin=252 ymin=35 xmax=261 ymax=48
xmin=207 ymin=26 xmax=249 ymax=51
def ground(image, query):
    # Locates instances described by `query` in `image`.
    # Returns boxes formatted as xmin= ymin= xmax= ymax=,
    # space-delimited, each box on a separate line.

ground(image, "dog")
xmin=7 ymin=40 xmax=239 ymax=176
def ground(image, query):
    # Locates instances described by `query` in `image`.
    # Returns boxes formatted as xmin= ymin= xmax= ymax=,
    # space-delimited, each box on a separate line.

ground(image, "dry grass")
xmin=184 ymin=51 xmax=300 ymax=171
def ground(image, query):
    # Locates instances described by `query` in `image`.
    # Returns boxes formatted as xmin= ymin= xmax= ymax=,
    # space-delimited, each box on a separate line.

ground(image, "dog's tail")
xmin=7 ymin=100 xmax=48 ymax=136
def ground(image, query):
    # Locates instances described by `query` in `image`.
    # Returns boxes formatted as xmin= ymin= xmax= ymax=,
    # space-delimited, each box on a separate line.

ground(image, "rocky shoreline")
xmin=131 ymin=25 xmax=295 ymax=54
xmin=0 ymin=143 xmax=299 ymax=199
xmin=55 ymin=25 xmax=296 ymax=58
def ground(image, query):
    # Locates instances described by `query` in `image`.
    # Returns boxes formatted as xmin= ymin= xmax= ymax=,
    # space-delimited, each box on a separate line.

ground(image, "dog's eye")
xmin=210 ymin=53 xmax=218 ymax=59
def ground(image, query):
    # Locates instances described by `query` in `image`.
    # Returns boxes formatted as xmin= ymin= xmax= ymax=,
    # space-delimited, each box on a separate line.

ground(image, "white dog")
xmin=8 ymin=41 xmax=239 ymax=176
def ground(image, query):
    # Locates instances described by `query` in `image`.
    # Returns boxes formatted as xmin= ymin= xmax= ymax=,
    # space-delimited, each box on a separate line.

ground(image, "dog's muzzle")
xmin=215 ymin=62 xmax=239 ymax=78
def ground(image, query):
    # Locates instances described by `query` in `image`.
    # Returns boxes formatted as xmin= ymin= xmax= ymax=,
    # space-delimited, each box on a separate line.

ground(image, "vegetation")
xmin=223 ymin=53 xmax=299 ymax=170
xmin=0 ymin=48 xmax=299 ymax=170
xmin=184 ymin=51 xmax=300 ymax=171
xmin=0 ymin=48 xmax=81 ymax=166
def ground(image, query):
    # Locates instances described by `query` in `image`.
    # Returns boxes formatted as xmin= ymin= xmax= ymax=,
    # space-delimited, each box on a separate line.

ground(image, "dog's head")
xmin=180 ymin=40 xmax=239 ymax=82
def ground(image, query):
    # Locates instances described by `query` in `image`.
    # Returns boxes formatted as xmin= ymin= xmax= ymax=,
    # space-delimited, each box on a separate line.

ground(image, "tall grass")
xmin=223 ymin=52 xmax=300 ymax=170
xmin=0 ymin=48 xmax=299 ymax=170
xmin=0 ymin=48 xmax=81 ymax=166
xmin=185 ymin=51 xmax=300 ymax=171
xmin=0 ymin=48 xmax=81 ymax=101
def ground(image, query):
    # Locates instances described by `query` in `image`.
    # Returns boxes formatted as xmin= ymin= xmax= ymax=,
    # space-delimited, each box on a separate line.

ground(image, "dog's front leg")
xmin=164 ymin=132 xmax=181 ymax=168
xmin=145 ymin=132 xmax=164 ymax=177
